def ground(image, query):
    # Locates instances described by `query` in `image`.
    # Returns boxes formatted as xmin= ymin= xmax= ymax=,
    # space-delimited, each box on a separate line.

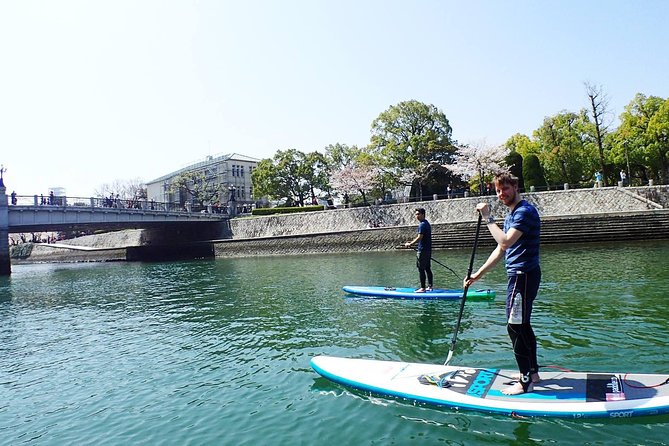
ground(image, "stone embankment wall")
xmin=214 ymin=186 xmax=669 ymax=258
xmin=13 ymin=186 xmax=669 ymax=262
xmin=11 ymin=229 xmax=144 ymax=263
xmin=227 ymin=187 xmax=664 ymax=240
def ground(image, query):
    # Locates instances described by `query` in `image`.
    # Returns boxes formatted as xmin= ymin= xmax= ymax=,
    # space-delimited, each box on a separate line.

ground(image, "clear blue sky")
xmin=1 ymin=0 xmax=667 ymax=197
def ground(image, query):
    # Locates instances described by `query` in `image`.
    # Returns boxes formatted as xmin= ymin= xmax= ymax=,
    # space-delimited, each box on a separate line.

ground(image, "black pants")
xmin=506 ymin=267 xmax=541 ymax=377
xmin=416 ymin=251 xmax=433 ymax=289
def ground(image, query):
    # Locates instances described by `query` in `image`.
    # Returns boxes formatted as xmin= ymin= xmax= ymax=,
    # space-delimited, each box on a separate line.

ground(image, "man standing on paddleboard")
xmin=465 ymin=173 xmax=541 ymax=395
xmin=405 ymin=208 xmax=433 ymax=293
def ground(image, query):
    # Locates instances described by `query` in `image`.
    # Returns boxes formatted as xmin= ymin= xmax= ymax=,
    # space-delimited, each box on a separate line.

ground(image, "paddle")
xmin=430 ymin=256 xmax=460 ymax=281
xmin=395 ymin=245 xmax=461 ymax=281
xmin=444 ymin=212 xmax=483 ymax=366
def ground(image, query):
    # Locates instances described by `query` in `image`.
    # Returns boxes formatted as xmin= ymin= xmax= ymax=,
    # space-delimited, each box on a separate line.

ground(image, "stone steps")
xmin=430 ymin=211 xmax=669 ymax=250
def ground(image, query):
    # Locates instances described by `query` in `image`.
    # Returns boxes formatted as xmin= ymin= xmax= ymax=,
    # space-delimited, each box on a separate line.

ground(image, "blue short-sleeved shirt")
xmin=417 ymin=220 xmax=432 ymax=253
xmin=503 ymin=200 xmax=540 ymax=274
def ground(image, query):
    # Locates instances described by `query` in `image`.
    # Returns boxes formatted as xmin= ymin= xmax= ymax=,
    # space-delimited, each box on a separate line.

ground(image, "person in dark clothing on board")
xmin=465 ymin=173 xmax=541 ymax=395
xmin=404 ymin=208 xmax=433 ymax=293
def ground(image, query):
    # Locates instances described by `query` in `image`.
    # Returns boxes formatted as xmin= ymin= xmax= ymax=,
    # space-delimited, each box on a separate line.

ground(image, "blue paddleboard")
xmin=342 ymin=285 xmax=495 ymax=300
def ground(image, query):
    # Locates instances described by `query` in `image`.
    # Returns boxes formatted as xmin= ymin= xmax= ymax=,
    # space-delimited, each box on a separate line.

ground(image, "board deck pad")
xmin=342 ymin=286 xmax=495 ymax=300
xmin=311 ymin=356 xmax=669 ymax=418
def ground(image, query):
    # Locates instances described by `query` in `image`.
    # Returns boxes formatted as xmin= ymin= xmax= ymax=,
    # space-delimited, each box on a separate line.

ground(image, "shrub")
xmin=252 ymin=205 xmax=324 ymax=216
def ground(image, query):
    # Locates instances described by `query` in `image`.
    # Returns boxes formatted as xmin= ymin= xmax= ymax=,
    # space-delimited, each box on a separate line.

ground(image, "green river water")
xmin=1 ymin=240 xmax=668 ymax=445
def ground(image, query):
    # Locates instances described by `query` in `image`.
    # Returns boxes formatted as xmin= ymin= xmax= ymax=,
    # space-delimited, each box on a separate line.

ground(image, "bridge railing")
xmin=7 ymin=194 xmax=223 ymax=214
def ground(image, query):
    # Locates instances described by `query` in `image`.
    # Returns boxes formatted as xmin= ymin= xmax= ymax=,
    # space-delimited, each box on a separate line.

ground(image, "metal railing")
xmin=7 ymin=194 xmax=216 ymax=214
xmin=402 ymin=181 xmax=663 ymax=203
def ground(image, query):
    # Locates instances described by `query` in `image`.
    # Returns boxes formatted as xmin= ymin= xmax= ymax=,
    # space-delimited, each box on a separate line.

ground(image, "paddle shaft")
xmin=430 ymin=256 xmax=460 ymax=280
xmin=394 ymin=245 xmax=461 ymax=281
xmin=445 ymin=213 xmax=483 ymax=365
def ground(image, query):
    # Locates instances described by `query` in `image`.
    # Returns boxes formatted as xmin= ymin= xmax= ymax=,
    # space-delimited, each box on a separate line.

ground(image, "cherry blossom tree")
xmin=448 ymin=141 xmax=509 ymax=194
xmin=330 ymin=164 xmax=379 ymax=205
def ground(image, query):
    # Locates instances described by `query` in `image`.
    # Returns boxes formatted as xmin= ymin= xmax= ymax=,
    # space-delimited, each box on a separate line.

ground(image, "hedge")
xmin=252 ymin=205 xmax=324 ymax=216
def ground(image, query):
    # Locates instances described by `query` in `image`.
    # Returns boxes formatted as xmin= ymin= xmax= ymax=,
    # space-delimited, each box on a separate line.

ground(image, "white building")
xmin=146 ymin=153 xmax=260 ymax=213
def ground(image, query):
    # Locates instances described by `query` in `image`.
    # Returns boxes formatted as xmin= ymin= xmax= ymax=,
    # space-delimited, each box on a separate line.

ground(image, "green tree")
xmin=533 ymin=111 xmax=594 ymax=186
xmin=504 ymin=133 xmax=539 ymax=158
xmin=252 ymin=149 xmax=330 ymax=206
xmin=369 ymin=100 xmax=456 ymax=198
xmin=323 ymin=143 xmax=364 ymax=169
xmin=646 ymin=98 xmax=669 ymax=183
xmin=505 ymin=150 xmax=524 ymax=191
xmin=522 ymin=154 xmax=547 ymax=190
xmin=302 ymin=151 xmax=330 ymax=202
xmin=252 ymin=158 xmax=283 ymax=203
xmin=611 ymin=93 xmax=666 ymax=185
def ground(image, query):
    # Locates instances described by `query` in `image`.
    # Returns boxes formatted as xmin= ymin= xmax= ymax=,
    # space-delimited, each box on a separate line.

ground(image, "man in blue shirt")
xmin=465 ymin=174 xmax=541 ymax=395
xmin=405 ymin=208 xmax=433 ymax=293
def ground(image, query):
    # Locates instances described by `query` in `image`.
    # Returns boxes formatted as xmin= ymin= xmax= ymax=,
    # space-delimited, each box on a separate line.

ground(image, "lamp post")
xmin=0 ymin=164 xmax=9 ymax=275
xmin=228 ymin=185 xmax=236 ymax=216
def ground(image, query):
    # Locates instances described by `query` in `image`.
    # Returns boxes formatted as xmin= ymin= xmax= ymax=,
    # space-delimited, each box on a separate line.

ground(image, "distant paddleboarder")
xmin=465 ymin=173 xmax=542 ymax=395
xmin=405 ymin=208 xmax=433 ymax=293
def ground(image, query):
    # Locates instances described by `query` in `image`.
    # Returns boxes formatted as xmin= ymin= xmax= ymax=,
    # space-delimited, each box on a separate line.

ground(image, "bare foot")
xmin=415 ymin=288 xmax=426 ymax=293
xmin=502 ymin=381 xmax=533 ymax=395
xmin=513 ymin=373 xmax=541 ymax=383
xmin=426 ymin=287 xmax=433 ymax=292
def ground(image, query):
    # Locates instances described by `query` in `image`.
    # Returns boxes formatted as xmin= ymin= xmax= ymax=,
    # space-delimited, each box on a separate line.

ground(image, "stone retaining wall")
xmin=14 ymin=186 xmax=669 ymax=262
xmin=229 ymin=186 xmax=665 ymax=239
xmin=215 ymin=209 xmax=669 ymax=258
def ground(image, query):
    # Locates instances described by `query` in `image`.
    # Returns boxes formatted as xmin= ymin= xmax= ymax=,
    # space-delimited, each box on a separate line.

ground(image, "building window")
xmin=240 ymin=166 xmax=244 ymax=177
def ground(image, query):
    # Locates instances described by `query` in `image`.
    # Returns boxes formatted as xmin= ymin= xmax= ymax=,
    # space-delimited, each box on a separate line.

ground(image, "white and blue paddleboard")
xmin=342 ymin=285 xmax=495 ymax=300
xmin=311 ymin=356 xmax=669 ymax=419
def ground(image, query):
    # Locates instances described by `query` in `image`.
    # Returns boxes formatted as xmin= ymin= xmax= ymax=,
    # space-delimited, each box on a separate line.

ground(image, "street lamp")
xmin=228 ymin=185 xmax=236 ymax=216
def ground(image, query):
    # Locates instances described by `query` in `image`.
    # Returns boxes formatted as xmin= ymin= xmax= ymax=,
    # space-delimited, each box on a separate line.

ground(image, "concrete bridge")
xmin=0 ymin=184 xmax=229 ymax=275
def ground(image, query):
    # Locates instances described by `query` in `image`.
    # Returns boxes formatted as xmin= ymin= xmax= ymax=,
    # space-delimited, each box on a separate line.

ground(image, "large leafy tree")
xmin=252 ymin=149 xmax=330 ymax=206
xmin=533 ymin=111 xmax=594 ymax=186
xmin=646 ymin=98 xmax=669 ymax=183
xmin=369 ymin=100 xmax=456 ymax=198
xmin=504 ymin=133 xmax=539 ymax=158
xmin=610 ymin=93 xmax=666 ymax=185
xmin=323 ymin=143 xmax=364 ymax=169
xmin=302 ymin=151 xmax=331 ymax=201
xmin=252 ymin=158 xmax=283 ymax=203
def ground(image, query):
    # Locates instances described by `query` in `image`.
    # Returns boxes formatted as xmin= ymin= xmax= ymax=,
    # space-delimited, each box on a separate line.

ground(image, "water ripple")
xmin=2 ymin=245 xmax=669 ymax=445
